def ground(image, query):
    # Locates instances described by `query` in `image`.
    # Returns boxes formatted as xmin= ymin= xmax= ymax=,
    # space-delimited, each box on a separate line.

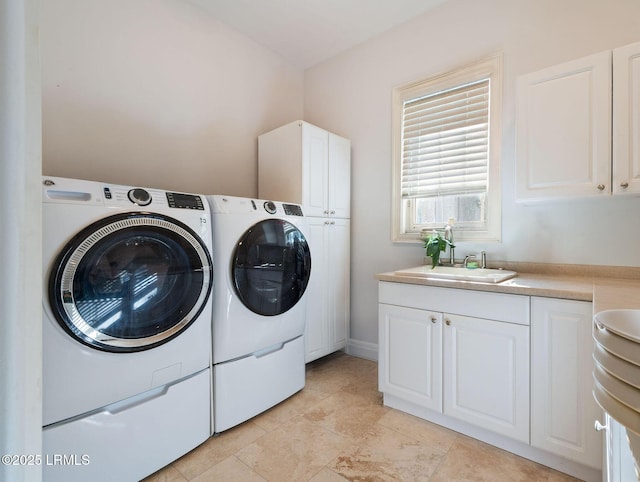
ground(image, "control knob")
xmin=128 ymin=188 xmax=152 ymax=206
xmin=264 ymin=201 xmax=277 ymax=214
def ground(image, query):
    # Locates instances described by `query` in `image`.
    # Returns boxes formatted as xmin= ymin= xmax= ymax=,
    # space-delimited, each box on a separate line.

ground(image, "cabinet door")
xmin=530 ymin=297 xmax=602 ymax=469
xmin=613 ymin=41 xmax=640 ymax=195
xmin=378 ymin=304 xmax=443 ymax=411
xmin=302 ymin=123 xmax=329 ymax=217
xmin=304 ymin=218 xmax=329 ymax=362
xmin=516 ymin=51 xmax=612 ymax=201
xmin=443 ymin=313 xmax=529 ymax=442
xmin=328 ymin=134 xmax=351 ymax=218
xmin=328 ymin=218 xmax=350 ymax=351
xmin=304 ymin=218 xmax=350 ymax=362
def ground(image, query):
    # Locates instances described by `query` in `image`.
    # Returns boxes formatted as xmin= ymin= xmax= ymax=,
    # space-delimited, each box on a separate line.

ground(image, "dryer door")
xmin=232 ymin=219 xmax=311 ymax=316
xmin=49 ymin=212 xmax=213 ymax=352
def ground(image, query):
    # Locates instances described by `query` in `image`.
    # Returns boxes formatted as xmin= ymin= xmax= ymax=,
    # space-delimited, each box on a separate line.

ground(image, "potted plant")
xmin=423 ymin=230 xmax=455 ymax=269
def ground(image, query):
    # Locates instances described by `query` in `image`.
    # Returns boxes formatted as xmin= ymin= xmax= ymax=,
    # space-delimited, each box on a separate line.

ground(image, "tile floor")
xmin=145 ymin=352 xmax=581 ymax=481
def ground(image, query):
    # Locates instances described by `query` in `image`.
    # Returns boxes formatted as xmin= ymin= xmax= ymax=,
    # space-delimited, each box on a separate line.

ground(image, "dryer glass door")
xmin=232 ymin=219 xmax=311 ymax=316
xmin=49 ymin=213 xmax=213 ymax=352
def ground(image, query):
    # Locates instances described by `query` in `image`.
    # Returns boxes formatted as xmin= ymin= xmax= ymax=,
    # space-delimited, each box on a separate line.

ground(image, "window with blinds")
xmin=392 ymin=54 xmax=502 ymax=243
xmin=401 ymin=79 xmax=489 ymax=199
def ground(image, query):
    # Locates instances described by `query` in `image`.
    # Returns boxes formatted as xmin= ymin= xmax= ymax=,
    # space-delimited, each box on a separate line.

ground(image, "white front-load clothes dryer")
xmin=208 ymin=195 xmax=311 ymax=432
xmin=42 ymin=177 xmax=213 ymax=482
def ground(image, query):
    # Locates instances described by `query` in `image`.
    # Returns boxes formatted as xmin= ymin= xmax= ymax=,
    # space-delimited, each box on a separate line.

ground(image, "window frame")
xmin=391 ymin=54 xmax=503 ymax=243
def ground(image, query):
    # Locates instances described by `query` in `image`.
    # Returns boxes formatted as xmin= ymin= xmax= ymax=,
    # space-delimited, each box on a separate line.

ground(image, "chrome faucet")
xmin=463 ymin=254 xmax=476 ymax=268
xmin=443 ymin=220 xmax=455 ymax=265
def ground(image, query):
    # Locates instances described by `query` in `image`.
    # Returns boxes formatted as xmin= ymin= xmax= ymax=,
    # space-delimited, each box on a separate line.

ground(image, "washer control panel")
xmin=166 ymin=192 xmax=205 ymax=210
xmin=105 ymin=185 xmax=204 ymax=210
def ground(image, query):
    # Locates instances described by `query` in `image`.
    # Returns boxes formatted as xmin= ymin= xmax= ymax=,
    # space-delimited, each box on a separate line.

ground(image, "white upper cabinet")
xmin=259 ymin=120 xmax=351 ymax=218
xmin=516 ymin=51 xmax=611 ymax=201
xmin=327 ymin=133 xmax=351 ymax=218
xmin=516 ymin=41 xmax=640 ymax=201
xmin=613 ymin=41 xmax=640 ymax=195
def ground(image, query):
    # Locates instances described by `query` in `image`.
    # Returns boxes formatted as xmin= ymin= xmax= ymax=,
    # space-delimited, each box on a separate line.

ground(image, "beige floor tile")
xmin=252 ymin=387 xmax=329 ymax=433
xmin=302 ymin=390 xmax=390 ymax=443
xmin=171 ymin=420 xmax=266 ymax=479
xmin=145 ymin=353 xmax=587 ymax=482
xmin=547 ymin=468 xmax=589 ymax=482
xmin=236 ymin=416 xmax=350 ymax=481
xmin=377 ymin=409 xmax=458 ymax=453
xmin=190 ymin=455 xmax=267 ymax=482
xmin=329 ymin=423 xmax=448 ymax=481
xmin=428 ymin=434 xmax=581 ymax=482
xmin=308 ymin=467 xmax=349 ymax=482
xmin=142 ymin=464 xmax=188 ymax=482
xmin=305 ymin=353 xmax=377 ymax=394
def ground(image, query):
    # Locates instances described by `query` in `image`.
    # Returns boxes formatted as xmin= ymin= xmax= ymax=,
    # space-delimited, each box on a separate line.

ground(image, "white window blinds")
xmin=401 ymin=79 xmax=490 ymax=199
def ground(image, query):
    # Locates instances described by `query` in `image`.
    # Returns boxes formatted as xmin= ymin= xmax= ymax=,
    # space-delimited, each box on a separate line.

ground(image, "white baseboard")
xmin=345 ymin=339 xmax=378 ymax=361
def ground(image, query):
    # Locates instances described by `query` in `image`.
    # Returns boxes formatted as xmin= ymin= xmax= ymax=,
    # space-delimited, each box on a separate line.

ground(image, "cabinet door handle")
xmin=445 ymin=319 xmax=451 ymax=326
xmin=330 ymin=210 xmax=335 ymax=214
xmin=430 ymin=316 xmax=437 ymax=324
xmin=324 ymin=210 xmax=330 ymax=214
xmin=594 ymin=420 xmax=608 ymax=432
xmin=597 ymin=184 xmax=606 ymax=191
xmin=621 ymin=181 xmax=629 ymax=189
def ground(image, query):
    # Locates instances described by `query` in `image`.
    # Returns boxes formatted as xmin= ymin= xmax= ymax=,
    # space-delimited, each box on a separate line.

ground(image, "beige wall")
xmin=40 ymin=0 xmax=640 ymax=354
xmin=41 ymin=0 xmax=304 ymax=197
xmin=303 ymin=0 xmax=640 ymax=349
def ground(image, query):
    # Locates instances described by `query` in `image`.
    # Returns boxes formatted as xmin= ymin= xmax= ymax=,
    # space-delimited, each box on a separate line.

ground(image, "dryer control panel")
xmin=283 ymin=203 xmax=304 ymax=216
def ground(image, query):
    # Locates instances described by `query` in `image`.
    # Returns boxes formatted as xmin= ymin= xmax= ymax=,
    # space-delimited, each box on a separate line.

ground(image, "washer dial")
xmin=263 ymin=201 xmax=277 ymax=214
xmin=128 ymin=188 xmax=152 ymax=206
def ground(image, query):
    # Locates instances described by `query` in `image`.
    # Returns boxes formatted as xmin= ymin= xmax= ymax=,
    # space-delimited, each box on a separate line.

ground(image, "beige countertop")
xmin=593 ymin=278 xmax=640 ymax=313
xmin=376 ymin=262 xmax=640 ymax=313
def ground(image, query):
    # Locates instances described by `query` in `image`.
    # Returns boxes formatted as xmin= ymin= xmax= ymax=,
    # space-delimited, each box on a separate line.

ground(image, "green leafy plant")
xmin=423 ymin=231 xmax=455 ymax=269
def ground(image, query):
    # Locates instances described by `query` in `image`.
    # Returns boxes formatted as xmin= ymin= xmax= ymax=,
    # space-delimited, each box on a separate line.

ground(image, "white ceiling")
xmin=188 ymin=0 xmax=449 ymax=69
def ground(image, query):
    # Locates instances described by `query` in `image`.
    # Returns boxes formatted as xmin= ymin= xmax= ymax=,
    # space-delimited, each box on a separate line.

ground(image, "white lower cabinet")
xmin=378 ymin=282 xmax=602 ymax=481
xmin=305 ymin=217 xmax=349 ymax=362
xmin=378 ymin=282 xmax=530 ymax=442
xmin=379 ymin=304 xmax=442 ymax=411
xmin=443 ymin=313 xmax=529 ymax=442
xmin=530 ymin=296 xmax=602 ymax=469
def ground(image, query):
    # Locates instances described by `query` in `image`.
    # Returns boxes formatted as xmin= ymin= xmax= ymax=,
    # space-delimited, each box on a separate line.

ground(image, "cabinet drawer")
xmin=379 ymin=282 xmax=530 ymax=325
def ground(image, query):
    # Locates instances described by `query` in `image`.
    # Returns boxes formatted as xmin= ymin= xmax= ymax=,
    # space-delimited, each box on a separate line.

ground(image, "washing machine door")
xmin=232 ymin=219 xmax=311 ymax=316
xmin=49 ymin=212 xmax=213 ymax=352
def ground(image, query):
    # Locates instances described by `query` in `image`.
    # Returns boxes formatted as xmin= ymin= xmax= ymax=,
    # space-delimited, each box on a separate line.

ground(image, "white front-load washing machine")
xmin=208 ymin=195 xmax=311 ymax=433
xmin=42 ymin=176 xmax=213 ymax=482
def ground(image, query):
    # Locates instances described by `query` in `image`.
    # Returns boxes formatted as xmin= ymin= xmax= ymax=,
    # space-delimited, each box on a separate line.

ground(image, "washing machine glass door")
xmin=232 ymin=219 xmax=311 ymax=316
xmin=49 ymin=212 xmax=212 ymax=352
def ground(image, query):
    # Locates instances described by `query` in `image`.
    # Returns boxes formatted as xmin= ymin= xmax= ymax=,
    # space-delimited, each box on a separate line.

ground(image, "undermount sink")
xmin=394 ymin=265 xmax=518 ymax=283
